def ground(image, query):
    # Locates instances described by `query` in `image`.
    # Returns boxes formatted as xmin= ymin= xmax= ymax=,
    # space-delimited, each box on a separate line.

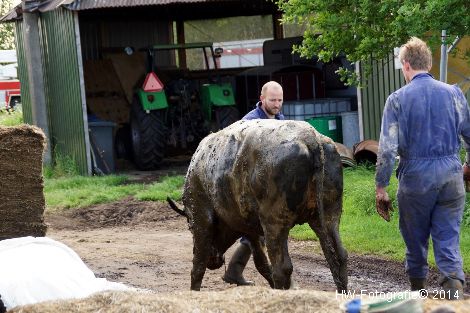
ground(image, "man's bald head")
xmin=259 ymin=81 xmax=283 ymax=119
xmin=261 ymin=81 xmax=283 ymax=97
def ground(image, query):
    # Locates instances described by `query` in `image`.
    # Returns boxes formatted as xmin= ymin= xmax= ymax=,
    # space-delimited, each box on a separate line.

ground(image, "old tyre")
xmin=130 ymin=98 xmax=167 ymax=170
xmin=212 ymin=106 xmax=239 ymax=131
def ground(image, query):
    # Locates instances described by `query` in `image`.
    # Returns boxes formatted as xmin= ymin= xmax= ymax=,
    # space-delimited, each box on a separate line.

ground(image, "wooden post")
xmin=272 ymin=11 xmax=284 ymax=40
xmin=176 ymin=20 xmax=187 ymax=69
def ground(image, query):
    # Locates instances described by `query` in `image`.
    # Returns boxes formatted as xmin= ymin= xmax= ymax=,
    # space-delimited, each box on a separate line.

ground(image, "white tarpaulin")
xmin=0 ymin=236 xmax=132 ymax=310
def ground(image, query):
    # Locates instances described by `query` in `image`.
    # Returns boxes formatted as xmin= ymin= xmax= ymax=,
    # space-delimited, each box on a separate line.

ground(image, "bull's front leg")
xmin=263 ymin=225 xmax=292 ymax=289
xmin=249 ymin=236 xmax=274 ymax=287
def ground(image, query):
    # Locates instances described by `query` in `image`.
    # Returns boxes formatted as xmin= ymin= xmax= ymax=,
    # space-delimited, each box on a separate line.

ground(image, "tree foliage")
xmin=0 ymin=0 xmax=16 ymax=50
xmin=276 ymin=0 xmax=470 ymax=85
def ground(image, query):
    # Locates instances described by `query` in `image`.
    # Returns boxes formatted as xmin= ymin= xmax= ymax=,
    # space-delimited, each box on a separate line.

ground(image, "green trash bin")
xmin=306 ymin=115 xmax=343 ymax=143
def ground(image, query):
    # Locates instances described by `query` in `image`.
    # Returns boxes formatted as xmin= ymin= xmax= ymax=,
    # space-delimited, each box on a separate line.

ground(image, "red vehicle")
xmin=0 ymin=80 xmax=21 ymax=111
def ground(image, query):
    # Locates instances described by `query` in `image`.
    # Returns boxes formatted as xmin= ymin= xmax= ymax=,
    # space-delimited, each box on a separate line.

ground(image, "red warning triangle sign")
xmin=142 ymin=72 xmax=164 ymax=92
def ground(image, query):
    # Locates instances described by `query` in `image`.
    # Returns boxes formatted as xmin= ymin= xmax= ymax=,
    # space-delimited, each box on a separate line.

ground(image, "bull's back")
xmin=184 ymin=120 xmax=335 ymax=216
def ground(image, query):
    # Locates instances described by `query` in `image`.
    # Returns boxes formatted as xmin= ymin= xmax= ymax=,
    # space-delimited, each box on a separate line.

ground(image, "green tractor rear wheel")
xmin=130 ymin=98 xmax=167 ymax=170
xmin=212 ymin=106 xmax=239 ymax=131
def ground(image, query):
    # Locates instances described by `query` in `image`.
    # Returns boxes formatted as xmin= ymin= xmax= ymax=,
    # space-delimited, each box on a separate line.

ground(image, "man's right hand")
xmin=463 ymin=163 xmax=470 ymax=192
xmin=463 ymin=162 xmax=470 ymax=182
xmin=376 ymin=187 xmax=393 ymax=222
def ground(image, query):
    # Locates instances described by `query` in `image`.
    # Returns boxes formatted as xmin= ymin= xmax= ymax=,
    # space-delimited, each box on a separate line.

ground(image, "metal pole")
xmin=439 ymin=30 xmax=448 ymax=83
xmin=74 ymin=12 xmax=92 ymax=175
xmin=22 ymin=11 xmax=52 ymax=165
xmin=355 ymin=61 xmax=364 ymax=141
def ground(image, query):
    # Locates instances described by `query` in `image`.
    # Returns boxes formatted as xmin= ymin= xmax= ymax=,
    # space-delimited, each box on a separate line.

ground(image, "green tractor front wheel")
xmin=130 ymin=98 xmax=167 ymax=170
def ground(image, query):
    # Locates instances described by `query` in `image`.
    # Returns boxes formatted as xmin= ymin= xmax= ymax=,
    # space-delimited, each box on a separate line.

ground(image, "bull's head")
xmin=166 ymin=197 xmax=225 ymax=270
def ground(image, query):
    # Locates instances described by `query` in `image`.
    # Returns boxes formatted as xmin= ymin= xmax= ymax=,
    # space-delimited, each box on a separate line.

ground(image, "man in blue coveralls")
xmin=375 ymin=37 xmax=470 ymax=300
xmin=222 ymin=81 xmax=285 ymax=285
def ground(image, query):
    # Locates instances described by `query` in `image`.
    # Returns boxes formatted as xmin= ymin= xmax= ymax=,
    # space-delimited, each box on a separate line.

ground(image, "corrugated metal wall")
xmin=39 ymin=8 xmax=88 ymax=175
xmin=14 ymin=21 xmax=33 ymax=125
xmin=360 ymin=54 xmax=405 ymax=140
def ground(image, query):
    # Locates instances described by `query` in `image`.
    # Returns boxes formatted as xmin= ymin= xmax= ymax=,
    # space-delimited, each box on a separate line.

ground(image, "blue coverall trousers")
xmin=397 ymin=156 xmax=465 ymax=283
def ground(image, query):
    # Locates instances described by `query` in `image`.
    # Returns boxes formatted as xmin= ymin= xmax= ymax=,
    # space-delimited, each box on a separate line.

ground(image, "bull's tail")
xmin=314 ymin=133 xmax=326 ymax=226
xmin=166 ymin=197 xmax=187 ymax=217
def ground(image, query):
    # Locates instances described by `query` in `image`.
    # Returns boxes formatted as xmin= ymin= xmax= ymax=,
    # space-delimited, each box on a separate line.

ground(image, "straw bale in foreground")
xmin=9 ymin=287 xmax=470 ymax=313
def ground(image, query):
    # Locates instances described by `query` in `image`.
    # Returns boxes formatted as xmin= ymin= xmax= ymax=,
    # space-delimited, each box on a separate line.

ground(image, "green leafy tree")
xmin=0 ymin=0 xmax=16 ymax=50
xmin=276 ymin=0 xmax=470 ymax=85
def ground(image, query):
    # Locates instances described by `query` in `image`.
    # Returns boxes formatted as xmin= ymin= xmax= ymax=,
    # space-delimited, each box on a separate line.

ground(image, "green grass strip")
xmin=0 ymin=110 xmax=23 ymax=126
xmin=135 ymin=175 xmax=185 ymax=201
xmin=44 ymin=175 xmax=144 ymax=212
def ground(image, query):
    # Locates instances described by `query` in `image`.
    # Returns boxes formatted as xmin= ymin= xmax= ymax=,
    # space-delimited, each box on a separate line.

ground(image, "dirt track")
xmin=44 ymin=195 xmax=470 ymax=296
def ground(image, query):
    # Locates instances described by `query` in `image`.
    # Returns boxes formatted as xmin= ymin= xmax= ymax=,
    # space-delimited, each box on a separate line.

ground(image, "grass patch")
xmin=43 ymin=153 xmax=81 ymax=179
xmin=44 ymin=174 xmax=185 ymax=212
xmin=342 ymin=164 xmax=398 ymax=216
xmin=44 ymin=175 xmax=145 ymax=212
xmin=0 ymin=109 xmax=23 ymax=126
xmin=290 ymin=164 xmax=470 ymax=273
xmin=135 ymin=175 xmax=185 ymax=201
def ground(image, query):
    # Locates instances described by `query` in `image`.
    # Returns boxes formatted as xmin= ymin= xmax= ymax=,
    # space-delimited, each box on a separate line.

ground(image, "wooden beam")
xmin=176 ymin=20 xmax=187 ymax=69
xmin=272 ymin=11 xmax=284 ymax=40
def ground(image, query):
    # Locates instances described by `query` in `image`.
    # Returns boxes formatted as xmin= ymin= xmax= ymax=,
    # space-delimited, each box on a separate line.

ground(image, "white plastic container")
xmin=341 ymin=111 xmax=360 ymax=148
xmin=282 ymin=98 xmax=352 ymax=121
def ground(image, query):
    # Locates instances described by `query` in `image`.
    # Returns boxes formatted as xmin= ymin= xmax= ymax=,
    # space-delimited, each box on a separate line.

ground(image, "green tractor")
xmin=130 ymin=42 xmax=238 ymax=170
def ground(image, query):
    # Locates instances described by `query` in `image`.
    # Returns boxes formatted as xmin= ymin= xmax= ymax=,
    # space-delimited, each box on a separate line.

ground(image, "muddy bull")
xmin=169 ymin=119 xmax=348 ymax=291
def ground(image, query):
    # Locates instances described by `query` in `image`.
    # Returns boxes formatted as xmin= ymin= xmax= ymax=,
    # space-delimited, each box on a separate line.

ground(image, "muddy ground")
xmin=44 ymin=200 xmax=470 ymax=296
xmin=44 ymin=160 xmax=470 ymax=297
xmin=47 ymin=199 xmax=420 ymax=293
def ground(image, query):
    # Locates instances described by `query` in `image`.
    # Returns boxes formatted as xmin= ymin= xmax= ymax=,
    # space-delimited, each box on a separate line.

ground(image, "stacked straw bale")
xmin=8 ymin=287 xmax=470 ymax=312
xmin=0 ymin=125 xmax=47 ymax=240
xmin=9 ymin=287 xmax=345 ymax=313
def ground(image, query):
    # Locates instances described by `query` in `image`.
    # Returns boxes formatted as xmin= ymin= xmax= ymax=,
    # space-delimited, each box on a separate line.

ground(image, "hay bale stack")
xmin=8 ymin=287 xmax=470 ymax=313
xmin=0 ymin=125 xmax=47 ymax=240
xmin=9 ymin=287 xmax=345 ymax=313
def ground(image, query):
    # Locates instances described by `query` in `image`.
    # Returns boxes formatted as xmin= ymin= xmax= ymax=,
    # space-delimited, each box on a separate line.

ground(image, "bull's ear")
xmin=166 ymin=197 xmax=187 ymax=217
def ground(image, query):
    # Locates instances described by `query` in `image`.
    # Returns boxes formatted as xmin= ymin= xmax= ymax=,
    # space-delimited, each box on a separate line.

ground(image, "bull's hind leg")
xmin=263 ymin=225 xmax=293 ymax=289
xmin=249 ymin=236 xmax=274 ymax=287
xmin=309 ymin=210 xmax=348 ymax=292
xmin=190 ymin=209 xmax=215 ymax=291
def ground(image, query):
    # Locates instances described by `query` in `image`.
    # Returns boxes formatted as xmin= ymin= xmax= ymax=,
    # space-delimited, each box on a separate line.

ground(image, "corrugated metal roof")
xmin=8 ymin=0 xmax=74 ymax=14
xmin=1 ymin=0 xmax=252 ymax=22
xmin=66 ymin=0 xmax=241 ymax=11
xmin=40 ymin=0 xmax=75 ymax=12
xmin=0 ymin=7 xmax=20 ymax=23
